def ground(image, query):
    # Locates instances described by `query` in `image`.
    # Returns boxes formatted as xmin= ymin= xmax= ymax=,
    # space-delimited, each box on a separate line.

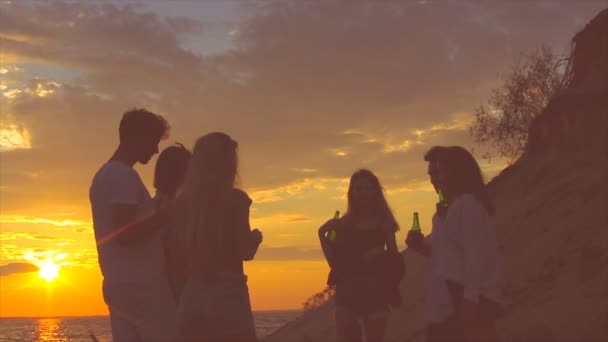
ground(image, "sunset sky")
xmin=1 ymin=1 xmax=606 ymax=317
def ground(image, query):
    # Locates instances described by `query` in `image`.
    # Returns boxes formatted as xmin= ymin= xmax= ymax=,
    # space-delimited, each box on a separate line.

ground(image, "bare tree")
xmin=470 ymin=45 xmax=567 ymax=162
xmin=302 ymin=286 xmax=335 ymax=312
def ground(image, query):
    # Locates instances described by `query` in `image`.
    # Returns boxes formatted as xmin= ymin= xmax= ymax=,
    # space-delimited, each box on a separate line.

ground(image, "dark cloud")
xmin=285 ymin=215 xmax=310 ymax=222
xmin=0 ymin=262 xmax=39 ymax=276
xmin=1 ymin=0 xmax=605 ymax=214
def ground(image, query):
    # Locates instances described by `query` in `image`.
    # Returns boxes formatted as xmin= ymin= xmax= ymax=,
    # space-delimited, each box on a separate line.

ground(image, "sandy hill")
xmin=265 ymin=8 xmax=608 ymax=342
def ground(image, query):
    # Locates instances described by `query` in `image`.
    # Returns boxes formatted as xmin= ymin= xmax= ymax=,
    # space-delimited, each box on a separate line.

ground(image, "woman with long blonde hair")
xmin=166 ymin=132 xmax=262 ymax=342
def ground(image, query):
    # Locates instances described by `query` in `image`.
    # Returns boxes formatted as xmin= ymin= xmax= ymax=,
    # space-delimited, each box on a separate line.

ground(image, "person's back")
xmin=168 ymin=132 xmax=262 ymax=342
xmin=89 ymin=109 xmax=179 ymax=341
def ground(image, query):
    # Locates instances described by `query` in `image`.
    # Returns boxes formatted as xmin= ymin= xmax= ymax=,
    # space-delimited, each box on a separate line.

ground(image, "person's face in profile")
xmin=135 ymin=135 xmax=161 ymax=164
xmin=428 ymin=160 xmax=447 ymax=193
xmin=351 ymin=177 xmax=376 ymax=208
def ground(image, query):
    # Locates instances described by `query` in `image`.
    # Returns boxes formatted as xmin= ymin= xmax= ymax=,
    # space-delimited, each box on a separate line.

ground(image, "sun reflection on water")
xmin=36 ymin=318 xmax=67 ymax=341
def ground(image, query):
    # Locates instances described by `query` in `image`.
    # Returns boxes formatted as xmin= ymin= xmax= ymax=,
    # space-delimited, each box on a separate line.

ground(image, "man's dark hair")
xmin=154 ymin=143 xmax=192 ymax=196
xmin=119 ymin=108 xmax=170 ymax=143
xmin=424 ymin=146 xmax=449 ymax=162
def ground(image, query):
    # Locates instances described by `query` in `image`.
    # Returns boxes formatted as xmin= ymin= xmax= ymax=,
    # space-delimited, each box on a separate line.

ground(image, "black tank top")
xmin=334 ymin=222 xmax=386 ymax=275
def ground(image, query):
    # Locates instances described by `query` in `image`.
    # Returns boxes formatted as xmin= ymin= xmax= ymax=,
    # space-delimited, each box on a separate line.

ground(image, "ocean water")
xmin=0 ymin=311 xmax=301 ymax=341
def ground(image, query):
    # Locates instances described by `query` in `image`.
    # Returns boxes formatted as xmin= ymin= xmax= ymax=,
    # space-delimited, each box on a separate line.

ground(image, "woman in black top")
xmin=152 ymin=143 xmax=192 ymax=301
xmin=319 ymin=169 xmax=400 ymax=342
xmin=167 ymin=132 xmax=263 ymax=342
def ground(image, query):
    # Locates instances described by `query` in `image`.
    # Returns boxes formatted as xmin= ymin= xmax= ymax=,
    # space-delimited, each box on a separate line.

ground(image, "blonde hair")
xmin=171 ymin=132 xmax=238 ymax=277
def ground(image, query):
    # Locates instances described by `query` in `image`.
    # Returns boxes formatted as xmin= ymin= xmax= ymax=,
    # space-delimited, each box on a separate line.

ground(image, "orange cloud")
xmin=385 ymin=180 xmax=436 ymax=195
xmin=251 ymin=213 xmax=312 ymax=227
xmin=249 ymin=177 xmax=348 ymax=204
xmin=0 ymin=124 xmax=32 ymax=152
xmin=0 ymin=215 xmax=92 ymax=230
xmin=0 ymin=232 xmax=70 ymax=241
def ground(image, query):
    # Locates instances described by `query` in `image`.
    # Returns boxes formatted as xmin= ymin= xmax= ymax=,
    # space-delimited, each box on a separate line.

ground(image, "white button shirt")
xmin=426 ymin=194 xmax=503 ymax=322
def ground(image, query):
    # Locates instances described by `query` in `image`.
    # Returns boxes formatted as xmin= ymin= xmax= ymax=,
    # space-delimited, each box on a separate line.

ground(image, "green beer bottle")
xmin=327 ymin=210 xmax=340 ymax=241
xmin=410 ymin=212 xmax=421 ymax=232
xmin=438 ymin=189 xmax=448 ymax=208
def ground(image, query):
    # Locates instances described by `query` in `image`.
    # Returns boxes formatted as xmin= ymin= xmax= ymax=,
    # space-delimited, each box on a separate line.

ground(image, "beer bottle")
xmin=410 ymin=212 xmax=421 ymax=232
xmin=327 ymin=210 xmax=340 ymax=241
xmin=438 ymin=189 xmax=448 ymax=208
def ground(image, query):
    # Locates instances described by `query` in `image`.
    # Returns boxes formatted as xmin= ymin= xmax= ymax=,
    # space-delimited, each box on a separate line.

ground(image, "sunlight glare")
xmin=38 ymin=258 xmax=59 ymax=282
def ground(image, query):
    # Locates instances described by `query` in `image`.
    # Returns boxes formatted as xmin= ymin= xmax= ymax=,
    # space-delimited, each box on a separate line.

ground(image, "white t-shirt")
xmin=89 ymin=161 xmax=166 ymax=284
xmin=426 ymin=194 xmax=503 ymax=322
xmin=425 ymin=214 xmax=454 ymax=323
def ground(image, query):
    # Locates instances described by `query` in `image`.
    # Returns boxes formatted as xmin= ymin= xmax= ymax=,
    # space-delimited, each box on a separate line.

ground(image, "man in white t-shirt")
xmin=89 ymin=108 xmax=179 ymax=341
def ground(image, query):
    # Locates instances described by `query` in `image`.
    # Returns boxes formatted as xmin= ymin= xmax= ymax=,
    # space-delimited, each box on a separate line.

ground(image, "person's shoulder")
xmin=92 ymin=162 xmax=142 ymax=193
xmin=454 ymin=193 xmax=476 ymax=207
xmin=456 ymin=194 xmax=488 ymax=216
xmin=103 ymin=161 xmax=138 ymax=177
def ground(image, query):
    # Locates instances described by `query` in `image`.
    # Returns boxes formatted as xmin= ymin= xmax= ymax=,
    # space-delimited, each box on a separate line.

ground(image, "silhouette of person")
xmin=151 ymin=143 xmax=192 ymax=301
xmin=89 ymin=109 xmax=180 ymax=341
xmin=406 ymin=146 xmax=503 ymax=342
xmin=318 ymin=169 xmax=402 ymax=342
xmin=166 ymin=132 xmax=262 ymax=342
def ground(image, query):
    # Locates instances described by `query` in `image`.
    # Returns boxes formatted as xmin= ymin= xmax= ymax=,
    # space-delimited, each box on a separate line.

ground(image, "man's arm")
xmin=109 ymin=201 xmax=167 ymax=246
xmin=98 ymin=167 xmax=166 ymax=246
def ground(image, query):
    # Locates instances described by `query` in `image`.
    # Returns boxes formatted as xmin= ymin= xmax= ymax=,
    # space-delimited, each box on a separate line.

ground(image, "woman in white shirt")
xmin=407 ymin=146 xmax=503 ymax=342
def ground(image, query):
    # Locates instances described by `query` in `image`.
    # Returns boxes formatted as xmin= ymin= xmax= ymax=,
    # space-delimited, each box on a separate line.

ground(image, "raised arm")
xmin=234 ymin=191 xmax=261 ymax=261
xmin=318 ymin=219 xmax=339 ymax=268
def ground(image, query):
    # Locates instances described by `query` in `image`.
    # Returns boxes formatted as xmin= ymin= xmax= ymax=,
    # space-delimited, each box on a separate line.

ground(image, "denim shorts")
xmin=178 ymin=272 xmax=257 ymax=342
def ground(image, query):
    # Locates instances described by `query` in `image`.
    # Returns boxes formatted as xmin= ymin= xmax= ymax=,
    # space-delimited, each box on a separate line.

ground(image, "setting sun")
xmin=38 ymin=258 xmax=60 ymax=283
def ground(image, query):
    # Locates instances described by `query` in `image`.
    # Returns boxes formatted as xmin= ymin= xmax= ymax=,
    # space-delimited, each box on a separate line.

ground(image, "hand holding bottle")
xmin=318 ymin=210 xmax=340 ymax=241
xmin=405 ymin=212 xmax=425 ymax=252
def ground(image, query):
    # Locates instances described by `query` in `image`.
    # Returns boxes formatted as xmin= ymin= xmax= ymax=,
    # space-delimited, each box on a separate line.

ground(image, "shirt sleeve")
xmin=460 ymin=197 xmax=485 ymax=303
xmin=433 ymin=195 xmax=486 ymax=303
xmin=110 ymin=168 xmax=140 ymax=205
